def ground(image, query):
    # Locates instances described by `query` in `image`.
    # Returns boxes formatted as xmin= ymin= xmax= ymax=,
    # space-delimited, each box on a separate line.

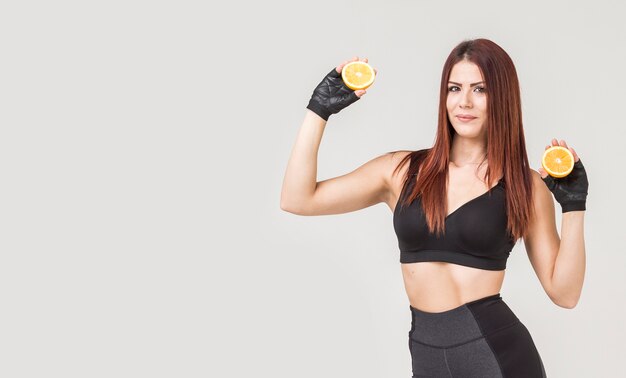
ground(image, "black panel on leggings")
xmin=467 ymin=296 xmax=547 ymax=378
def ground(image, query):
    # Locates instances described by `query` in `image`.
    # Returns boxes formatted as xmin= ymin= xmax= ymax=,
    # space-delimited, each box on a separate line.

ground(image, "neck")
xmin=449 ymin=136 xmax=487 ymax=165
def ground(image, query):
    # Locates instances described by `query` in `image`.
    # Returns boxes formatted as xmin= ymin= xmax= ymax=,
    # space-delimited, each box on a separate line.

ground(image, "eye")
xmin=447 ymin=86 xmax=486 ymax=93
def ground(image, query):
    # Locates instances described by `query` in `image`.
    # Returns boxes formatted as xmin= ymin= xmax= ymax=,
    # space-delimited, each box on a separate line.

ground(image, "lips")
xmin=456 ymin=115 xmax=477 ymax=120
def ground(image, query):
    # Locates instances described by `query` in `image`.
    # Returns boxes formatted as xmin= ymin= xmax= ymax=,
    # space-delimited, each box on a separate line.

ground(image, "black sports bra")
xmin=393 ymin=174 xmax=516 ymax=270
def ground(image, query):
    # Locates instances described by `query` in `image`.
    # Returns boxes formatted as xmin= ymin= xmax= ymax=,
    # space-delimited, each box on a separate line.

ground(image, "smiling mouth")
xmin=456 ymin=116 xmax=477 ymax=122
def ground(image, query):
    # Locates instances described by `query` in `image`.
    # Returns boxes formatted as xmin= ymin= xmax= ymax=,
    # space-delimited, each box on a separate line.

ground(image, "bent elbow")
xmin=280 ymin=200 xmax=290 ymax=212
xmin=553 ymin=297 xmax=579 ymax=309
xmin=280 ymin=200 xmax=307 ymax=215
xmin=280 ymin=196 xmax=295 ymax=213
xmin=564 ymin=300 xmax=579 ymax=309
xmin=558 ymin=302 xmax=577 ymax=310
xmin=548 ymin=287 xmax=581 ymax=309
xmin=280 ymin=202 xmax=295 ymax=214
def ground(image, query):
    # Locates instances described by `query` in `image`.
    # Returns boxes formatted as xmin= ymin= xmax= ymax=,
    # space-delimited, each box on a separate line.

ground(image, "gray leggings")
xmin=408 ymin=293 xmax=547 ymax=378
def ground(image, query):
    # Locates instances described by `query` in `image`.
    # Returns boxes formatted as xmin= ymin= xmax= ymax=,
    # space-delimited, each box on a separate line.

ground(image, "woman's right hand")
xmin=305 ymin=57 xmax=377 ymax=121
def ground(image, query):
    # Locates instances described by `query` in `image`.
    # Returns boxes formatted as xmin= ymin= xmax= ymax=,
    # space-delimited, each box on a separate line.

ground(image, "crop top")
xmin=393 ymin=174 xmax=516 ymax=271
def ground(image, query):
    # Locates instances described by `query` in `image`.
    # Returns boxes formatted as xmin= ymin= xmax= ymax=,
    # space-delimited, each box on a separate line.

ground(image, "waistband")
xmin=409 ymin=293 xmax=520 ymax=348
xmin=409 ymin=293 xmax=502 ymax=315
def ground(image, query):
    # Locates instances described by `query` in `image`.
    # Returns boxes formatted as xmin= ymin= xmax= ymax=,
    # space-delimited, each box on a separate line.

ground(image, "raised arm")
xmin=280 ymin=106 xmax=396 ymax=215
xmin=281 ymin=57 xmax=391 ymax=216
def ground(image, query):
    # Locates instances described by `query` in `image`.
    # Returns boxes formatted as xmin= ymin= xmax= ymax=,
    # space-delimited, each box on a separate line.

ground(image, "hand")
xmin=538 ymin=138 xmax=589 ymax=213
xmin=306 ymin=56 xmax=377 ymax=121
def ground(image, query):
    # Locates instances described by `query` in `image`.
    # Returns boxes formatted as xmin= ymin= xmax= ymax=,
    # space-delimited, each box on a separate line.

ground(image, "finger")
xmin=337 ymin=60 xmax=349 ymax=73
xmin=355 ymin=90 xmax=366 ymax=97
xmin=373 ymin=68 xmax=378 ymax=75
xmin=560 ymin=139 xmax=567 ymax=148
xmin=363 ymin=57 xmax=368 ymax=63
xmin=552 ymin=138 xmax=558 ymax=146
xmin=545 ymin=145 xmax=550 ymax=150
xmin=352 ymin=56 xmax=359 ymax=61
xmin=570 ymin=146 xmax=579 ymax=161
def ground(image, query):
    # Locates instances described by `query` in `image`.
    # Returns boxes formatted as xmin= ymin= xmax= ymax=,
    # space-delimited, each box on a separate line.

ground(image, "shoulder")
xmin=346 ymin=150 xmax=411 ymax=192
xmin=376 ymin=150 xmax=413 ymax=206
xmin=528 ymin=169 xmax=554 ymax=217
xmin=529 ymin=169 xmax=549 ymax=194
xmin=529 ymin=169 xmax=542 ymax=187
xmin=389 ymin=150 xmax=413 ymax=167
xmin=383 ymin=150 xmax=413 ymax=181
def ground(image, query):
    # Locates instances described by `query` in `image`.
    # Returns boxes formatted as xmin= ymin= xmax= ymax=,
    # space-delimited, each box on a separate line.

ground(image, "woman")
xmin=280 ymin=38 xmax=588 ymax=377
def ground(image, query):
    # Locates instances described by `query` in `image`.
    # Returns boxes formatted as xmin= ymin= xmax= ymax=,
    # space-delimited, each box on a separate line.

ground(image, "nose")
xmin=459 ymin=90 xmax=472 ymax=108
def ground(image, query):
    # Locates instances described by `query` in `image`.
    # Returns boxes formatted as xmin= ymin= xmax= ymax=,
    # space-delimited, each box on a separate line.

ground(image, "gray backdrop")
xmin=1 ymin=0 xmax=624 ymax=377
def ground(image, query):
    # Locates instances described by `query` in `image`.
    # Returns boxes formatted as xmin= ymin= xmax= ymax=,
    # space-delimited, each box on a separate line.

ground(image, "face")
xmin=446 ymin=60 xmax=488 ymax=139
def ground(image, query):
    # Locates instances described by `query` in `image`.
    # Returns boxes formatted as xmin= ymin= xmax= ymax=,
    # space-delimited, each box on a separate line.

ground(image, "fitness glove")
xmin=306 ymin=67 xmax=360 ymax=121
xmin=542 ymin=159 xmax=589 ymax=212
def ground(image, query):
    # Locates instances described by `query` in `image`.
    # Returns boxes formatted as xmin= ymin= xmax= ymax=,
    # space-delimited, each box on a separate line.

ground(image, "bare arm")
xmin=280 ymin=109 xmax=328 ymax=213
xmin=523 ymin=171 xmax=586 ymax=308
xmin=551 ymin=211 xmax=585 ymax=307
xmin=524 ymin=139 xmax=587 ymax=309
xmin=280 ymin=110 xmax=399 ymax=216
xmin=281 ymin=56 xmax=396 ymax=216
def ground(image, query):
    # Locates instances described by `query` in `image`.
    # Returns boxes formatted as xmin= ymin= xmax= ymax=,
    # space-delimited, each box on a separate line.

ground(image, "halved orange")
xmin=341 ymin=61 xmax=376 ymax=90
xmin=542 ymin=146 xmax=575 ymax=178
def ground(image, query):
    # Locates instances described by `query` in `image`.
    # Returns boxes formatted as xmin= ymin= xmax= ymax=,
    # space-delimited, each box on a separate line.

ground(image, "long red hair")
xmin=389 ymin=38 xmax=534 ymax=241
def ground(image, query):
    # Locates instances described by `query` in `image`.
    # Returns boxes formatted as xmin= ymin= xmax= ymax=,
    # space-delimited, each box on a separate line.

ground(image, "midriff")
xmin=400 ymin=261 xmax=505 ymax=313
xmin=389 ymin=154 xmax=506 ymax=313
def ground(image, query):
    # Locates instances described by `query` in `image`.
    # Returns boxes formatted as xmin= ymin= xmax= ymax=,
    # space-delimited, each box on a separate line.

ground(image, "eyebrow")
xmin=448 ymin=81 xmax=485 ymax=87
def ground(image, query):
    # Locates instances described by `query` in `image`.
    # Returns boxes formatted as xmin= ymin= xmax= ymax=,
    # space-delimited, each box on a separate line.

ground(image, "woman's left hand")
xmin=538 ymin=138 xmax=588 ymax=213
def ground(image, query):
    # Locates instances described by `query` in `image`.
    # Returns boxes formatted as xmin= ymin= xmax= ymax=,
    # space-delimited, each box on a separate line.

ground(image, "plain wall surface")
xmin=1 ymin=0 xmax=624 ymax=377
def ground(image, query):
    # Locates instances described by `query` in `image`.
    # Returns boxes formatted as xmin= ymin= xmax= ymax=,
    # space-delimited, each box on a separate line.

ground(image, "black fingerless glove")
xmin=542 ymin=159 xmax=589 ymax=212
xmin=306 ymin=67 xmax=360 ymax=121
